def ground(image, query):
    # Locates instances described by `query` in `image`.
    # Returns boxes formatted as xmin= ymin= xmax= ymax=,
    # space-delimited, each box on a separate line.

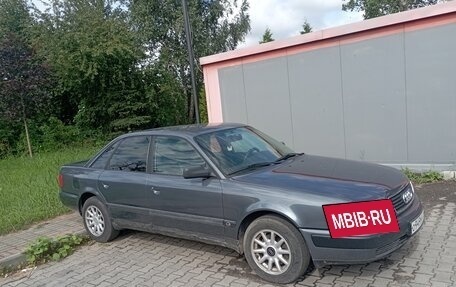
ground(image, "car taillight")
xmin=57 ymin=174 xmax=64 ymax=188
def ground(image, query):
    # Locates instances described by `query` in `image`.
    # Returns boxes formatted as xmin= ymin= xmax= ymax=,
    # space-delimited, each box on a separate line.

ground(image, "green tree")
xmin=300 ymin=20 xmax=312 ymax=34
xmin=259 ymin=27 xmax=274 ymax=44
xmin=0 ymin=0 xmax=30 ymax=35
xmin=0 ymin=0 xmax=53 ymax=157
xmin=33 ymin=0 xmax=148 ymax=132
xmin=129 ymin=0 xmax=250 ymax=123
xmin=342 ymin=0 xmax=439 ymax=19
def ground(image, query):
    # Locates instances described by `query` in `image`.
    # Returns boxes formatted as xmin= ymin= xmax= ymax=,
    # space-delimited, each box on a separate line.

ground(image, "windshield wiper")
xmin=228 ymin=162 xmax=273 ymax=176
xmin=274 ymin=152 xmax=304 ymax=163
xmin=228 ymin=153 xmax=303 ymax=176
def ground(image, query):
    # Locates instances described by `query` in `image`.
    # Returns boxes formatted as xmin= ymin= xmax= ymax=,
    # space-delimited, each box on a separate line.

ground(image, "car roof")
xmin=119 ymin=122 xmax=247 ymax=138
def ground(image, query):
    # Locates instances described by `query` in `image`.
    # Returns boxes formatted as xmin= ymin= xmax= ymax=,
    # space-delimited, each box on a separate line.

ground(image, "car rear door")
xmin=97 ymin=135 xmax=152 ymax=228
xmin=146 ymin=135 xmax=224 ymax=237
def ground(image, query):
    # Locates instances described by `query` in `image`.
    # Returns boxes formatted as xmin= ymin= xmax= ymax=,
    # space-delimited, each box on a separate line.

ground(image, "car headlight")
xmin=410 ymin=181 xmax=415 ymax=193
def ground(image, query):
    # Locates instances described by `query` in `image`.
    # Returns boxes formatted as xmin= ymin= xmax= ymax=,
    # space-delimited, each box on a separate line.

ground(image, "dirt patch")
xmin=415 ymin=180 xmax=456 ymax=211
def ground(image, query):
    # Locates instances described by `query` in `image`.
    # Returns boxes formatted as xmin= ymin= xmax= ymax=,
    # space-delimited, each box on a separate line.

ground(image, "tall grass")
xmin=0 ymin=145 xmax=101 ymax=235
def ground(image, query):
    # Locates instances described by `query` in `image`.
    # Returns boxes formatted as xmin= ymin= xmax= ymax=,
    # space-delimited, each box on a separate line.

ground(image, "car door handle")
xmin=151 ymin=187 xmax=160 ymax=195
xmin=102 ymin=184 xmax=109 ymax=189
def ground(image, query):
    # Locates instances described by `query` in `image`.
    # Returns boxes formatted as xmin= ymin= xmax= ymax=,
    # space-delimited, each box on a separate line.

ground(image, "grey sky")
xmin=241 ymin=0 xmax=363 ymax=47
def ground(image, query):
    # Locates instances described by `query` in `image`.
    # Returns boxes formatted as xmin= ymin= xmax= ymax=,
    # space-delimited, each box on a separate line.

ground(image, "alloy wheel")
xmin=250 ymin=229 xmax=291 ymax=275
xmin=85 ymin=205 xmax=105 ymax=237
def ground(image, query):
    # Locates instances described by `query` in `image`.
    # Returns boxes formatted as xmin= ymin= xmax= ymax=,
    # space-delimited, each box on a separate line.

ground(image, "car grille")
xmin=389 ymin=184 xmax=413 ymax=214
xmin=375 ymin=234 xmax=409 ymax=255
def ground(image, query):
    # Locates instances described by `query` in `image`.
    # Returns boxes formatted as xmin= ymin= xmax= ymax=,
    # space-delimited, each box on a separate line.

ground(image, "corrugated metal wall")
xmin=217 ymin=23 xmax=456 ymax=169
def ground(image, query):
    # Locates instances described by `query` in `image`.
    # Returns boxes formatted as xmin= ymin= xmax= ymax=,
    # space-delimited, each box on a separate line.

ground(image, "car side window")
xmin=90 ymin=141 xmax=119 ymax=169
xmin=153 ymin=136 xmax=206 ymax=176
xmin=108 ymin=136 xmax=149 ymax=172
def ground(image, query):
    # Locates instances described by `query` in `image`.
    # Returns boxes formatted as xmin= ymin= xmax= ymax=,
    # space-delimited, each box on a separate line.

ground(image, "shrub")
xmin=39 ymin=117 xmax=81 ymax=151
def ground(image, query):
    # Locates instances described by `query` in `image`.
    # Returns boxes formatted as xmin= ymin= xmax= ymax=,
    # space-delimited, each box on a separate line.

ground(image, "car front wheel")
xmin=243 ymin=215 xmax=310 ymax=283
xmin=82 ymin=197 xmax=119 ymax=242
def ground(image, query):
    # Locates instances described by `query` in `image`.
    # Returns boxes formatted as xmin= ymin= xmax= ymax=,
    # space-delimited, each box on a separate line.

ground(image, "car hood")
xmin=233 ymin=154 xmax=408 ymax=203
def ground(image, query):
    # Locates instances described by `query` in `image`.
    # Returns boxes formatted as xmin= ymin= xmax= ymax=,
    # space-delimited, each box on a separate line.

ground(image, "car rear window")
xmin=90 ymin=141 xmax=119 ymax=169
xmin=108 ymin=136 xmax=150 ymax=172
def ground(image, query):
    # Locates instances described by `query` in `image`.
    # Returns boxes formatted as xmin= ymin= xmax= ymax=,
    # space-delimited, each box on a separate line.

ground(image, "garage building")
xmin=201 ymin=1 xmax=456 ymax=171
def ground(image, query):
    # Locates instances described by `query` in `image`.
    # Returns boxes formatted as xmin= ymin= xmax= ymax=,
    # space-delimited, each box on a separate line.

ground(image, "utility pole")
xmin=181 ymin=0 xmax=200 ymax=124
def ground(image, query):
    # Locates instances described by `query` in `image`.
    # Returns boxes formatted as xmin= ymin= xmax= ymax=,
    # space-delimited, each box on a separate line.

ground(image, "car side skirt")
xmin=112 ymin=218 xmax=240 ymax=252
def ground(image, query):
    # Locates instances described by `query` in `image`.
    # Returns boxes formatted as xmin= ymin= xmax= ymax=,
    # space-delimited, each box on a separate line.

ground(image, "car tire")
xmin=243 ymin=215 xmax=310 ymax=284
xmin=82 ymin=197 xmax=119 ymax=242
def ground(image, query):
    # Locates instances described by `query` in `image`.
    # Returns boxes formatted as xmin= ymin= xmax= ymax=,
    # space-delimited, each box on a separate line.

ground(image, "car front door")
xmin=98 ymin=136 xmax=151 ymax=228
xmin=146 ymin=135 xmax=224 ymax=238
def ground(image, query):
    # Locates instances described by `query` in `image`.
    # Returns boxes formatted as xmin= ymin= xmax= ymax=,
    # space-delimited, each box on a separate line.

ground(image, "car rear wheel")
xmin=243 ymin=215 xmax=310 ymax=283
xmin=82 ymin=197 xmax=119 ymax=242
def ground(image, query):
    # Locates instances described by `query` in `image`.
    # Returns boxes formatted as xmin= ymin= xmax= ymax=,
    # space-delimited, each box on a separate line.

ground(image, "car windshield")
xmin=195 ymin=127 xmax=295 ymax=176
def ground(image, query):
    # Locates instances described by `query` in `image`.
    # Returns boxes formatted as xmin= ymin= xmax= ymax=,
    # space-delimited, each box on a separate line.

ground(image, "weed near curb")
xmin=24 ymin=234 xmax=90 ymax=265
xmin=1 ymin=234 xmax=90 ymax=278
xmin=402 ymin=168 xmax=444 ymax=184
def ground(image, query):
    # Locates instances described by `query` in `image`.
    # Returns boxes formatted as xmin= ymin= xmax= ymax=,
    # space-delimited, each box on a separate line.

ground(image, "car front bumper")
xmin=300 ymin=196 xmax=424 ymax=267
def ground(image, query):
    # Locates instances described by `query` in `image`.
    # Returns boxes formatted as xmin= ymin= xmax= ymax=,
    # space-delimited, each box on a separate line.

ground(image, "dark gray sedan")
xmin=58 ymin=123 xmax=423 ymax=283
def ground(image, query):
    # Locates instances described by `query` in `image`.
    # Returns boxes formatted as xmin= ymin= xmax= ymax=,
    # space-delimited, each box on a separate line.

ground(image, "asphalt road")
xmin=1 ymin=181 xmax=455 ymax=287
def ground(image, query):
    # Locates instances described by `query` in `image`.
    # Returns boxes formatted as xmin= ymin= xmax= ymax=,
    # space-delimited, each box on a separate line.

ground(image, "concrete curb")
xmin=442 ymin=171 xmax=456 ymax=180
xmin=0 ymin=230 xmax=87 ymax=274
xmin=0 ymin=253 xmax=27 ymax=271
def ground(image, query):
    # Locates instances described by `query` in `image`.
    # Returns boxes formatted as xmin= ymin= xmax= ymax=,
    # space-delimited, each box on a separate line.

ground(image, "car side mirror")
xmin=183 ymin=166 xmax=212 ymax=179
